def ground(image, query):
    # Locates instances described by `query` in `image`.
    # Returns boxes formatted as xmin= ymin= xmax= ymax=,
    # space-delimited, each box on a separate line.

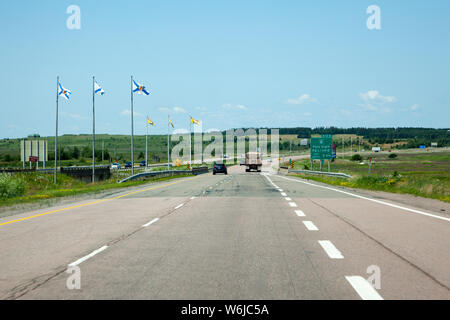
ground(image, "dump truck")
xmin=241 ymin=152 xmax=262 ymax=172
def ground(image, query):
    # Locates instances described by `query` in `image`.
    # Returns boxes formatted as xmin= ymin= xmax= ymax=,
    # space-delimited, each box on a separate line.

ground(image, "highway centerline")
xmin=318 ymin=240 xmax=344 ymax=259
xmin=68 ymin=245 xmax=109 ymax=267
xmin=345 ymin=276 xmax=384 ymax=300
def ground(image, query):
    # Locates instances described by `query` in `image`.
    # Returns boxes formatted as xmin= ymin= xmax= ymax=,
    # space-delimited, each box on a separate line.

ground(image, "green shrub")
xmin=351 ymin=154 xmax=363 ymax=162
xmin=388 ymin=153 xmax=398 ymax=159
xmin=0 ymin=173 xmax=26 ymax=199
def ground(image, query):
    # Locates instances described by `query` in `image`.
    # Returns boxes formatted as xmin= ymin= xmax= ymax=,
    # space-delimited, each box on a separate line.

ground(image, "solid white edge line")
xmin=345 ymin=276 xmax=384 ymax=300
xmin=275 ymin=175 xmax=450 ymax=222
xmin=295 ymin=210 xmax=306 ymax=217
xmin=285 ymin=197 xmax=292 ymax=201
xmin=289 ymin=202 xmax=297 ymax=207
xmin=68 ymin=245 xmax=108 ymax=267
xmin=318 ymin=240 xmax=344 ymax=259
xmin=303 ymin=221 xmax=319 ymax=231
xmin=142 ymin=217 xmax=160 ymax=227
xmin=190 ymin=196 xmax=196 ymax=200
xmin=175 ymin=203 xmax=184 ymax=210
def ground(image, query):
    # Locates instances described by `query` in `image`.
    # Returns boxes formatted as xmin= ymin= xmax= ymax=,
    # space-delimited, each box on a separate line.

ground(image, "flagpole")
xmin=189 ymin=119 xmax=192 ymax=167
xmin=146 ymin=117 xmax=148 ymax=171
xmin=54 ymin=76 xmax=59 ymax=184
xmin=130 ymin=75 xmax=134 ymax=176
xmin=92 ymin=76 xmax=96 ymax=183
xmin=167 ymin=115 xmax=170 ymax=171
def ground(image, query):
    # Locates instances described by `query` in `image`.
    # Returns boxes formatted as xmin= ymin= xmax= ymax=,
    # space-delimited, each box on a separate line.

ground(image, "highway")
xmin=0 ymin=162 xmax=449 ymax=300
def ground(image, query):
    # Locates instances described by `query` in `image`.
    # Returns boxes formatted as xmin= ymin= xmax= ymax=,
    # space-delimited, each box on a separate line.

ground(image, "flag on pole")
xmin=169 ymin=118 xmax=174 ymax=128
xmin=58 ymin=83 xmax=71 ymax=100
xmin=147 ymin=117 xmax=155 ymax=126
xmin=190 ymin=116 xmax=200 ymax=125
xmin=133 ymin=80 xmax=150 ymax=95
xmin=94 ymin=81 xmax=105 ymax=95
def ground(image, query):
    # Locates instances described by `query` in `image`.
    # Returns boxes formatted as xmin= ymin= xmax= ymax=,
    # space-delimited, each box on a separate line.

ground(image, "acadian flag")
xmin=133 ymin=80 xmax=150 ymax=95
xmin=190 ymin=116 xmax=200 ymax=125
xmin=147 ymin=117 xmax=155 ymax=126
xmin=94 ymin=81 xmax=105 ymax=95
xmin=58 ymin=83 xmax=71 ymax=100
xmin=169 ymin=118 xmax=174 ymax=128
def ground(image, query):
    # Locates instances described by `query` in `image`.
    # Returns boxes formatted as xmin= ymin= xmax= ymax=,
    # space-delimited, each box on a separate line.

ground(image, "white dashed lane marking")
xmin=142 ymin=218 xmax=159 ymax=227
xmin=303 ymin=221 xmax=319 ymax=231
xmin=174 ymin=203 xmax=184 ymax=210
xmin=295 ymin=210 xmax=306 ymax=217
xmin=68 ymin=245 xmax=109 ymax=267
xmin=345 ymin=276 xmax=384 ymax=300
xmin=289 ymin=202 xmax=297 ymax=207
xmin=318 ymin=240 xmax=344 ymax=259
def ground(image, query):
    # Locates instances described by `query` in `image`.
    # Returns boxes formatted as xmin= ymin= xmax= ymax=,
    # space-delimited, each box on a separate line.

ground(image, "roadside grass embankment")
xmin=287 ymin=151 xmax=450 ymax=203
xmin=0 ymin=171 xmax=192 ymax=208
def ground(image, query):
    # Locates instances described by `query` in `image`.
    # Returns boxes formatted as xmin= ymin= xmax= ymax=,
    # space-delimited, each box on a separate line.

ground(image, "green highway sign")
xmin=311 ymin=137 xmax=333 ymax=160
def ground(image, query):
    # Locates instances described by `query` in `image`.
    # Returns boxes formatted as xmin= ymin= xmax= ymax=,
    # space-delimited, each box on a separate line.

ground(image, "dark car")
xmin=124 ymin=161 xmax=133 ymax=168
xmin=139 ymin=160 xmax=147 ymax=167
xmin=213 ymin=163 xmax=227 ymax=175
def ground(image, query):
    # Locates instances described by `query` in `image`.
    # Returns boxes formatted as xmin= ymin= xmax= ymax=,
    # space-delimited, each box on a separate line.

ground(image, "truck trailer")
xmin=241 ymin=152 xmax=262 ymax=172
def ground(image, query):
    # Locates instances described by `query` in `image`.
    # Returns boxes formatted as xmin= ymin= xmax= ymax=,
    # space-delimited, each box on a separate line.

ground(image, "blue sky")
xmin=1 ymin=0 xmax=449 ymax=138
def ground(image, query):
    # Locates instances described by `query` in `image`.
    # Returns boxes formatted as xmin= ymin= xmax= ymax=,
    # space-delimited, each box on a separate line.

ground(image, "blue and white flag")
xmin=94 ymin=81 xmax=105 ymax=95
xmin=132 ymin=80 xmax=150 ymax=95
xmin=58 ymin=83 xmax=71 ymax=100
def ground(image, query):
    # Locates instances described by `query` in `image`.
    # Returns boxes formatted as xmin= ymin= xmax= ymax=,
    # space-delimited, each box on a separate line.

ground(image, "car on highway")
xmin=213 ymin=162 xmax=227 ymax=175
xmin=124 ymin=161 xmax=133 ymax=168
xmin=111 ymin=163 xmax=121 ymax=169
xmin=139 ymin=160 xmax=147 ymax=167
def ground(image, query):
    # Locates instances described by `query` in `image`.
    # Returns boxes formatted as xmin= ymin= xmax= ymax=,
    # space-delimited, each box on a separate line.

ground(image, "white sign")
xmin=21 ymin=140 xmax=48 ymax=162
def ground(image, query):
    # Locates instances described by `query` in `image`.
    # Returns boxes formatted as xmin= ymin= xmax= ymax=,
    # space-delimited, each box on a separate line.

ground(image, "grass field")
xmin=288 ymin=151 xmax=450 ymax=203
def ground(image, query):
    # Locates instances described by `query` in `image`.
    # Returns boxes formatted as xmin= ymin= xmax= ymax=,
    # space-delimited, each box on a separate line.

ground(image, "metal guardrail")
xmin=287 ymin=169 xmax=352 ymax=179
xmin=118 ymin=167 xmax=211 ymax=183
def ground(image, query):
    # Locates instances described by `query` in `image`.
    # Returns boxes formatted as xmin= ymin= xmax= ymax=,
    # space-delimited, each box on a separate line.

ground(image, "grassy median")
xmin=287 ymin=151 xmax=450 ymax=203
xmin=0 ymin=172 xmax=193 ymax=208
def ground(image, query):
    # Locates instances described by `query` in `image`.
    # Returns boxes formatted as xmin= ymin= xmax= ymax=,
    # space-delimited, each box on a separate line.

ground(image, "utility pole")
xmin=102 ymin=140 xmax=104 ymax=162
xmin=342 ymin=137 xmax=344 ymax=159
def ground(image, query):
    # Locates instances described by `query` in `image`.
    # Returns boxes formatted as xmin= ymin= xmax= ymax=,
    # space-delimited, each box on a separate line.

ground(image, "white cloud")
xmin=61 ymin=112 xmax=88 ymax=121
xmin=285 ymin=94 xmax=317 ymax=105
xmin=359 ymin=90 xmax=396 ymax=103
xmin=158 ymin=106 xmax=187 ymax=114
xmin=222 ymin=103 xmax=247 ymax=110
xmin=121 ymin=109 xmax=143 ymax=117
xmin=172 ymin=128 xmax=189 ymax=134
xmin=358 ymin=90 xmax=397 ymax=112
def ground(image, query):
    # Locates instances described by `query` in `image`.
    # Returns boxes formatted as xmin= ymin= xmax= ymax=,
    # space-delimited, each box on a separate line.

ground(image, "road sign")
xmin=311 ymin=137 xmax=333 ymax=160
xmin=332 ymin=143 xmax=336 ymax=159
xmin=29 ymin=156 xmax=38 ymax=163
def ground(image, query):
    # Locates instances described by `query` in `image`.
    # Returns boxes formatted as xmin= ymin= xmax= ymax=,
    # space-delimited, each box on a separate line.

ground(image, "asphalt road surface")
xmin=0 ymin=163 xmax=449 ymax=300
